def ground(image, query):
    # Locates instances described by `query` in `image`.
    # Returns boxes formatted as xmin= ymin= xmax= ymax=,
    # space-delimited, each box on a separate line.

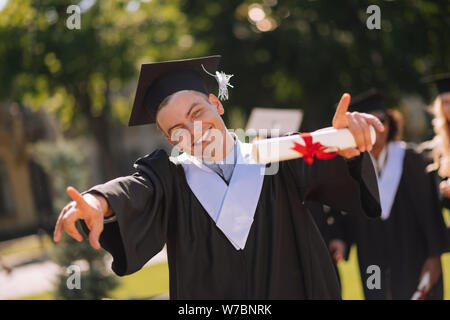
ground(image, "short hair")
xmin=385 ymin=109 xmax=403 ymax=142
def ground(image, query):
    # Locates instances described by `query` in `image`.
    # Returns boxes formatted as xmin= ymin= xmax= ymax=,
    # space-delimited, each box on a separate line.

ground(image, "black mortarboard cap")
xmin=128 ymin=56 xmax=221 ymax=126
xmin=348 ymin=89 xmax=387 ymax=113
xmin=426 ymin=74 xmax=450 ymax=95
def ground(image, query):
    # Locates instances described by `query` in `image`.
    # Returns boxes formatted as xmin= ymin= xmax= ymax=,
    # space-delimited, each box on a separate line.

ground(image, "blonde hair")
xmin=427 ymin=95 xmax=450 ymax=177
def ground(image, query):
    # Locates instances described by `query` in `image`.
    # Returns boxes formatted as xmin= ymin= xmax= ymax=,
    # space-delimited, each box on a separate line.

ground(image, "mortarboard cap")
xmin=425 ymin=74 xmax=450 ymax=95
xmin=129 ymin=56 xmax=221 ymax=126
xmin=348 ymin=89 xmax=387 ymax=113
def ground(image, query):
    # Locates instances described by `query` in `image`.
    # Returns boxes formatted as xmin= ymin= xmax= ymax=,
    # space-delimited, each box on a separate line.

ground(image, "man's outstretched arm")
xmin=53 ymin=149 xmax=175 ymax=276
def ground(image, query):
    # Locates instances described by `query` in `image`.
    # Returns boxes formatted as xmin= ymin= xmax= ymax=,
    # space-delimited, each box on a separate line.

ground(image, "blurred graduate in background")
xmin=420 ymin=74 xmax=450 ymax=252
xmin=330 ymin=90 xmax=447 ymax=300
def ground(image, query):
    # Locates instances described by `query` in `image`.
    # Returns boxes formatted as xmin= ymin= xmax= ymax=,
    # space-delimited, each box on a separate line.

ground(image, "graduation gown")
xmin=307 ymin=202 xmax=347 ymax=288
xmin=83 ymin=147 xmax=380 ymax=300
xmin=340 ymin=147 xmax=447 ymax=300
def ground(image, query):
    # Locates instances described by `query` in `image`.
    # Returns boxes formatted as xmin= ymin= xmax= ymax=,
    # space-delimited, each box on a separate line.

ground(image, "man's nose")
xmin=185 ymin=120 xmax=203 ymax=138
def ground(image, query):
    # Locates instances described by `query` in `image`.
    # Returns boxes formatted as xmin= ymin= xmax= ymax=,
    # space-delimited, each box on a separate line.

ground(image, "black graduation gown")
xmin=340 ymin=148 xmax=447 ymax=300
xmin=306 ymin=202 xmax=344 ymax=287
xmin=83 ymin=149 xmax=380 ymax=300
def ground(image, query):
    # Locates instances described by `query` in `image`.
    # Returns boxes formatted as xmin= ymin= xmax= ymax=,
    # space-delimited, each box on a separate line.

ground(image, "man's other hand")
xmin=332 ymin=93 xmax=385 ymax=159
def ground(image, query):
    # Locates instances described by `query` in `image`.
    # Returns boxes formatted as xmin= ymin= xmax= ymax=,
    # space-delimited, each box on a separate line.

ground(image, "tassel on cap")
xmin=202 ymin=64 xmax=234 ymax=100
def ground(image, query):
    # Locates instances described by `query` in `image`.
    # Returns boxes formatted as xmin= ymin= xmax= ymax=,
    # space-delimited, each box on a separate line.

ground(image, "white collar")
xmin=376 ymin=146 xmax=389 ymax=175
xmin=171 ymin=138 xmax=265 ymax=250
xmin=375 ymin=141 xmax=406 ymax=220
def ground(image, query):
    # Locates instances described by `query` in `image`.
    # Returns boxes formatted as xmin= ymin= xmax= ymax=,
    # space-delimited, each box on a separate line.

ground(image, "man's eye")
xmin=192 ymin=110 xmax=201 ymax=117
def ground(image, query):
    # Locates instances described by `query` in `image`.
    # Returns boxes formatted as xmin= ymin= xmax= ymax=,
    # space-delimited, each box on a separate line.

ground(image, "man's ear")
xmin=166 ymin=136 xmax=178 ymax=146
xmin=208 ymin=94 xmax=224 ymax=115
xmin=156 ymin=122 xmax=177 ymax=146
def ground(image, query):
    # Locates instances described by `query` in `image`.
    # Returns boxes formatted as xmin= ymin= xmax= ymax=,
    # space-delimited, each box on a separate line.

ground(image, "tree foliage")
xmin=0 ymin=0 xmax=449 ymax=161
xmin=0 ymin=0 xmax=191 ymax=177
xmin=182 ymin=0 xmax=450 ymax=131
xmin=31 ymin=138 xmax=118 ymax=299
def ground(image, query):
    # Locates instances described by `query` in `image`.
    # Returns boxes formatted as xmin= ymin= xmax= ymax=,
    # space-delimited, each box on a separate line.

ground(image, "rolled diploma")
xmin=252 ymin=126 xmax=376 ymax=164
xmin=411 ymin=272 xmax=430 ymax=300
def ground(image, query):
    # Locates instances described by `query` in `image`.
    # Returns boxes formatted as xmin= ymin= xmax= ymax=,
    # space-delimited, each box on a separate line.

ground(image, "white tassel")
xmin=202 ymin=65 xmax=234 ymax=100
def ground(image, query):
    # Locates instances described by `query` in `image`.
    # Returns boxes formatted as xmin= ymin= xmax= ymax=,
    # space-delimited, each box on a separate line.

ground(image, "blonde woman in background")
xmin=420 ymin=74 xmax=450 ymax=252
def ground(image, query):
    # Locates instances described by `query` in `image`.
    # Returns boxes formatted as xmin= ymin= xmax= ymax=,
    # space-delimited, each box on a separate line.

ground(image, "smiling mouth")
xmin=193 ymin=127 xmax=213 ymax=147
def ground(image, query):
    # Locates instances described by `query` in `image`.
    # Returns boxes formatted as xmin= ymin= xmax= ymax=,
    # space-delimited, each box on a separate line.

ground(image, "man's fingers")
xmin=338 ymin=148 xmax=360 ymax=159
xmin=355 ymin=114 xmax=372 ymax=152
xmin=66 ymin=186 xmax=89 ymax=209
xmin=347 ymin=113 xmax=366 ymax=152
xmin=62 ymin=210 xmax=83 ymax=242
xmin=88 ymin=222 xmax=103 ymax=250
xmin=363 ymin=114 xmax=385 ymax=133
xmin=53 ymin=207 xmax=66 ymax=242
xmin=54 ymin=203 xmax=74 ymax=242
xmin=53 ymin=216 xmax=63 ymax=243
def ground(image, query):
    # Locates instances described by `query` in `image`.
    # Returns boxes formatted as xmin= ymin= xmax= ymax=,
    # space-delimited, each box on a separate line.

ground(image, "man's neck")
xmin=373 ymin=144 xmax=389 ymax=175
xmin=221 ymin=131 xmax=236 ymax=161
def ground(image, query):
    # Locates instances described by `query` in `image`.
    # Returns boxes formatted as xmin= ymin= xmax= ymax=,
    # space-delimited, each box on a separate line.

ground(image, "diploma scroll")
xmin=411 ymin=272 xmax=430 ymax=300
xmin=252 ymin=126 xmax=376 ymax=164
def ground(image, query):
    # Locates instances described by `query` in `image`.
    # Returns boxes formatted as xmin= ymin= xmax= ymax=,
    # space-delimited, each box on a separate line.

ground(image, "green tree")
xmin=0 ymin=0 xmax=190 ymax=178
xmin=182 ymin=0 xmax=450 ymax=133
xmin=31 ymin=139 xmax=118 ymax=299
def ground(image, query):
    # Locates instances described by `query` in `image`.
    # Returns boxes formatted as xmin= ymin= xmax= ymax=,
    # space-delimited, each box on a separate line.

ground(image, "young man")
xmin=53 ymin=56 xmax=384 ymax=299
xmin=330 ymin=90 xmax=447 ymax=299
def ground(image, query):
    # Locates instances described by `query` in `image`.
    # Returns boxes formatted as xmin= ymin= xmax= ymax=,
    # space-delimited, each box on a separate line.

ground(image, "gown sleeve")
xmin=286 ymin=152 xmax=381 ymax=218
xmin=80 ymin=149 xmax=175 ymax=276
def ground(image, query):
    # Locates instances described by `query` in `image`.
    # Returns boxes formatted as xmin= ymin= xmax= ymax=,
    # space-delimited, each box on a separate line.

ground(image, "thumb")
xmin=67 ymin=186 xmax=88 ymax=209
xmin=333 ymin=93 xmax=351 ymax=128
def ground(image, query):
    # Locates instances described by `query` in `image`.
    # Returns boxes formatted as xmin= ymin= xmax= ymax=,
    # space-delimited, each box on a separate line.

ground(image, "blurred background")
xmin=0 ymin=0 xmax=448 ymax=299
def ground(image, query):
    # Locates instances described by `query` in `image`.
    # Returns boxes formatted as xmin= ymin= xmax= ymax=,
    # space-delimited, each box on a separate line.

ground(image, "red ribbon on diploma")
xmin=291 ymin=133 xmax=338 ymax=165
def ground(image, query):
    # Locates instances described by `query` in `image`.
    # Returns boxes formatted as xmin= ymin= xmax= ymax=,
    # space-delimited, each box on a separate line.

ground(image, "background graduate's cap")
xmin=128 ymin=55 xmax=221 ymax=126
xmin=423 ymin=73 xmax=450 ymax=95
xmin=348 ymin=88 xmax=387 ymax=113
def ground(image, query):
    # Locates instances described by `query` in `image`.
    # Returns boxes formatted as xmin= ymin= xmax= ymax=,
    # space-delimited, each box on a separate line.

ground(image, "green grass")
xmin=14 ymin=236 xmax=450 ymax=300
xmin=0 ymin=235 xmax=53 ymax=258
xmin=339 ymin=246 xmax=450 ymax=300
xmin=109 ymin=262 xmax=169 ymax=299
xmin=21 ymin=250 xmax=450 ymax=300
xmin=339 ymin=246 xmax=365 ymax=300
xmin=20 ymin=262 xmax=170 ymax=300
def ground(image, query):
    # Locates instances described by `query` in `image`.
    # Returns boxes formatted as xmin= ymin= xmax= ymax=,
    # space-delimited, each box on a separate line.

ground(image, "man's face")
xmin=156 ymin=90 xmax=228 ymax=158
xmin=369 ymin=110 xmax=389 ymax=155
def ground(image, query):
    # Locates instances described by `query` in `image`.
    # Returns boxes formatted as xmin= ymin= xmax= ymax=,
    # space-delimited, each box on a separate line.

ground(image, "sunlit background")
xmin=0 ymin=0 xmax=449 ymax=299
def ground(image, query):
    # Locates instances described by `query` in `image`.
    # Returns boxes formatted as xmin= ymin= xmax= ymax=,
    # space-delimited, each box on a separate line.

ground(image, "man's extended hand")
xmin=332 ymin=93 xmax=385 ymax=159
xmin=53 ymin=186 xmax=112 ymax=250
